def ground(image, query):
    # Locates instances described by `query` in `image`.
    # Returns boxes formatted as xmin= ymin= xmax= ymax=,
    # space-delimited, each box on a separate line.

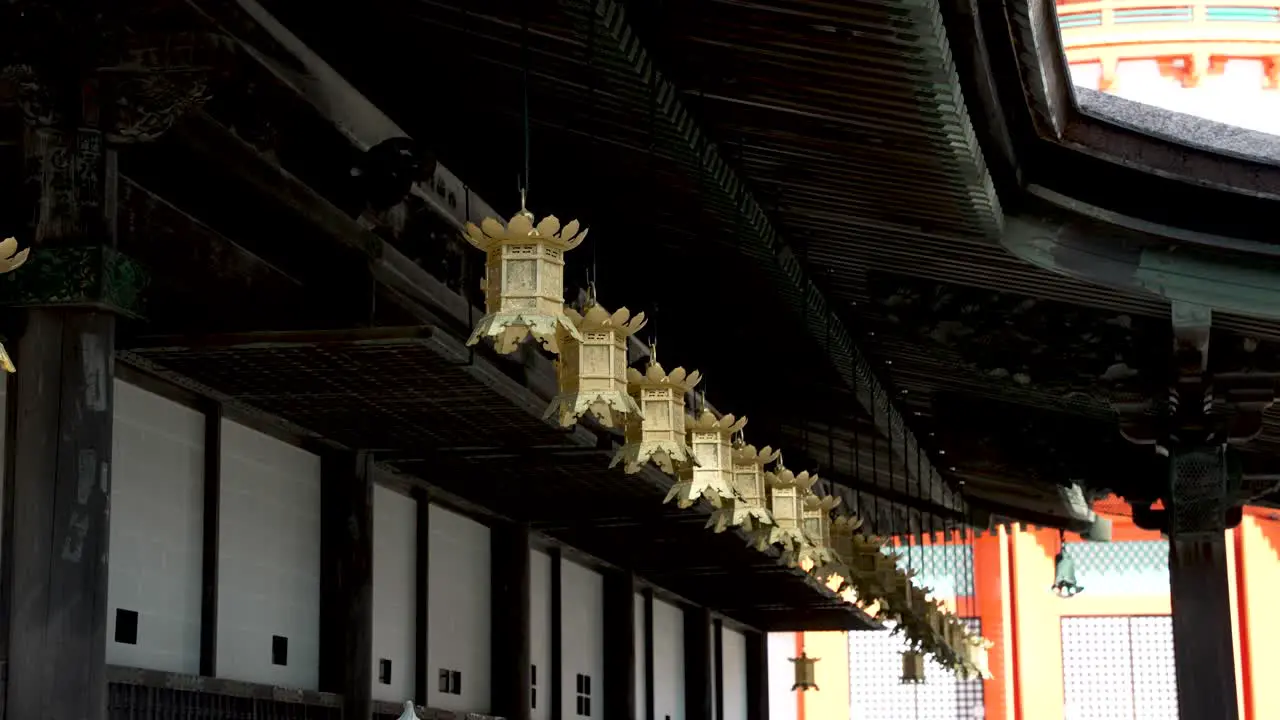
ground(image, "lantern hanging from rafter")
xmin=790 ymin=652 xmax=820 ymax=692
xmin=463 ymin=206 xmax=586 ymax=355
xmin=0 ymin=237 xmax=30 ymax=373
xmin=815 ymin=512 xmax=861 ymax=589
xmin=901 ymin=650 xmax=927 ymax=684
xmin=668 ymin=409 xmax=746 ymax=508
xmin=610 ymin=354 xmax=701 ymax=474
xmin=545 ymin=302 xmax=646 ymax=427
xmin=753 ymin=466 xmax=818 ymax=553
xmin=802 ymin=494 xmax=841 ymax=565
xmin=708 ymin=443 xmax=779 ymax=533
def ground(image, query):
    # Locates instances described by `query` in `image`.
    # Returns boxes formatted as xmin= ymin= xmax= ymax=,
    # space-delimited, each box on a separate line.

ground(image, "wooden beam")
xmin=199 ymin=400 xmax=223 ymax=677
xmin=319 ymin=451 xmax=374 ymax=720
xmin=124 ymin=326 xmax=435 ymax=352
xmin=684 ymin=606 xmax=714 ymax=720
xmin=490 ymin=521 xmax=532 ymax=720
xmin=5 ymin=309 xmax=116 ymax=720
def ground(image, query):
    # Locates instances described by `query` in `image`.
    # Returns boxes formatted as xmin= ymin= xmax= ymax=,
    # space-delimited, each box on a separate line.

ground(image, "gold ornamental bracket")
xmin=544 ymin=302 xmax=646 ymax=428
xmin=707 ymin=443 xmax=779 ymax=533
xmin=610 ymin=359 xmax=701 ymax=474
xmin=0 ymin=237 xmax=31 ymax=374
xmin=668 ymin=409 xmax=747 ymax=509
xmin=464 ymin=209 xmax=586 ymax=355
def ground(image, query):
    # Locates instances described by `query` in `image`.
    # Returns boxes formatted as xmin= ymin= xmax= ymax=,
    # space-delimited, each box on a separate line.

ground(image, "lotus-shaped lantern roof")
xmin=687 ymin=409 xmax=747 ymax=435
xmin=831 ymin=514 xmax=864 ymax=534
xmin=0 ymin=238 xmax=29 ymax=274
xmin=767 ymin=467 xmax=820 ymax=492
xmin=805 ymin=494 xmax=842 ymax=513
xmin=733 ymin=443 xmax=780 ymax=466
xmin=566 ymin=303 xmax=647 ymax=335
xmin=626 ymin=360 xmax=702 ymax=392
xmin=465 ymin=211 xmax=587 ymax=252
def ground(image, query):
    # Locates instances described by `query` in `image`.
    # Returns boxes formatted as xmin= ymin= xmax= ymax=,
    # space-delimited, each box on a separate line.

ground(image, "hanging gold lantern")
xmin=754 ymin=466 xmax=818 ymax=552
xmin=0 ymin=237 xmax=30 ymax=374
xmin=545 ymin=302 xmax=646 ymax=427
xmin=802 ymin=495 xmax=841 ymax=562
xmin=464 ymin=208 xmax=586 ymax=355
xmin=610 ymin=355 xmax=701 ymax=474
xmin=901 ymin=650 xmax=927 ymax=684
xmin=709 ymin=443 xmax=779 ymax=533
xmin=668 ymin=409 xmax=746 ymax=508
xmin=790 ymin=652 xmax=820 ymax=692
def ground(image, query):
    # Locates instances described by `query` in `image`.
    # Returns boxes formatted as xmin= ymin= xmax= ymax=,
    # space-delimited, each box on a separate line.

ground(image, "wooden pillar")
xmin=490 ymin=521 xmax=532 ymax=720
xmin=3 ymin=309 xmax=116 ymax=720
xmin=1169 ymin=535 xmax=1240 ymax=720
xmin=319 ymin=451 xmax=375 ymax=720
xmin=684 ymin=606 xmax=714 ymax=720
xmin=413 ymin=489 xmax=431 ymax=705
xmin=713 ymin=619 xmax=725 ymax=720
xmin=642 ymin=589 xmax=656 ymax=720
xmin=549 ymin=548 xmax=564 ymax=720
xmin=198 ymin=401 xmax=223 ymax=677
xmin=603 ymin=571 xmax=638 ymax=720
xmin=744 ymin=630 xmax=769 ymax=720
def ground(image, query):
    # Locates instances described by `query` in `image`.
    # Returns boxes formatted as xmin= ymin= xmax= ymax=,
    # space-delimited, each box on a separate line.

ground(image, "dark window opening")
xmin=114 ymin=608 xmax=139 ymax=645
xmin=575 ymin=673 xmax=593 ymax=717
xmin=438 ymin=669 xmax=462 ymax=695
xmin=271 ymin=635 xmax=288 ymax=666
xmin=530 ymin=664 xmax=537 ymax=709
xmin=379 ymin=659 xmax=393 ymax=685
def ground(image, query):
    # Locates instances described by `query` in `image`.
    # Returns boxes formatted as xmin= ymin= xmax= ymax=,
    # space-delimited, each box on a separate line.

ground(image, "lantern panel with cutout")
xmin=708 ymin=443 xmax=779 ymax=533
xmin=464 ymin=209 xmax=586 ymax=355
xmin=667 ymin=409 xmax=746 ymax=509
xmin=545 ymin=303 xmax=645 ymax=427
xmin=610 ymin=359 xmax=701 ymax=475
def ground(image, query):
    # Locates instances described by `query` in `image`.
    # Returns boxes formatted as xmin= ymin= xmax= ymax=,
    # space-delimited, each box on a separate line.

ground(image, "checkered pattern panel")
xmin=885 ymin=544 xmax=976 ymax=597
xmin=1061 ymin=616 xmax=1178 ymax=720
xmin=848 ymin=619 xmax=984 ymax=719
xmin=1066 ymin=541 xmax=1169 ymax=596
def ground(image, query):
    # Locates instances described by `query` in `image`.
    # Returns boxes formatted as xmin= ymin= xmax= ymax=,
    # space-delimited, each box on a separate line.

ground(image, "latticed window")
xmin=1061 ymin=616 xmax=1177 ymax=720
xmin=848 ymin=618 xmax=984 ymax=719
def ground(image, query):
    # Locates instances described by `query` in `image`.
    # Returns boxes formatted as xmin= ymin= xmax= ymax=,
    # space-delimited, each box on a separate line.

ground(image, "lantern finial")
xmin=544 ymin=302 xmax=647 ymax=427
xmin=610 ymin=358 xmax=701 ymax=474
xmin=464 ymin=210 xmax=586 ymax=355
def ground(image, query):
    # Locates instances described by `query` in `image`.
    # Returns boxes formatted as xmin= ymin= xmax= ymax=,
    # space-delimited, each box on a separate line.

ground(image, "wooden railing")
xmin=1055 ymin=0 xmax=1280 ymax=88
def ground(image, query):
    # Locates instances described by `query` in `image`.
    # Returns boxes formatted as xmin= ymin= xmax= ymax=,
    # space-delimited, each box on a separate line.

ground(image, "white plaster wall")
xmin=217 ymin=420 xmax=322 ymax=689
xmin=427 ymin=504 xmax=492 ymax=713
xmin=634 ymin=593 xmax=647 ymax=720
xmin=652 ymin=599 xmax=685 ymax=720
xmin=721 ymin=628 xmax=749 ymax=720
xmin=372 ymin=485 xmax=417 ymax=703
xmin=560 ymin=561 xmax=604 ymax=719
xmin=767 ymin=633 xmax=798 ymax=720
xmin=530 ymin=550 xmax=553 ymax=720
xmin=107 ymin=380 xmax=205 ymax=673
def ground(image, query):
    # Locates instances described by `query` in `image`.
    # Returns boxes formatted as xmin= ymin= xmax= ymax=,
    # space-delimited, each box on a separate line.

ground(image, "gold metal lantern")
xmin=464 ymin=207 xmax=586 ymax=355
xmin=901 ymin=650 xmax=927 ymax=684
xmin=668 ymin=409 xmax=746 ymax=508
xmin=545 ymin=302 xmax=646 ymax=427
xmin=610 ymin=356 xmax=701 ymax=474
xmin=790 ymin=653 xmax=820 ymax=692
xmin=707 ymin=443 xmax=779 ymax=533
xmin=0 ymin=237 xmax=30 ymax=374
xmin=754 ymin=467 xmax=818 ymax=554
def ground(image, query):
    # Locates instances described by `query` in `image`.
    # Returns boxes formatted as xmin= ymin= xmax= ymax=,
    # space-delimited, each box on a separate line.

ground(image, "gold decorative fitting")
xmin=668 ymin=409 xmax=746 ymax=509
xmin=464 ymin=211 xmax=586 ymax=355
xmin=708 ymin=443 xmax=779 ymax=533
xmin=610 ymin=359 xmax=701 ymax=474
xmin=545 ymin=303 xmax=646 ymax=427
xmin=0 ymin=237 xmax=31 ymax=374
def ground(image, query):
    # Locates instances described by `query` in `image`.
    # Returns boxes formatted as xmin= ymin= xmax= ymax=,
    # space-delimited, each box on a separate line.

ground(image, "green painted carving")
xmin=0 ymin=246 xmax=149 ymax=316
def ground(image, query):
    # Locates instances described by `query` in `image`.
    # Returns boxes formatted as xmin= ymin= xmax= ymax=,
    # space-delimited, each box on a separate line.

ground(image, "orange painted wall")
xmin=795 ymin=507 xmax=1280 ymax=720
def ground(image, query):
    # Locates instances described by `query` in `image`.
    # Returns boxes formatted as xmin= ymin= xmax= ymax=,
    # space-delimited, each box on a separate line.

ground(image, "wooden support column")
xmin=744 ymin=630 xmax=769 ymax=720
xmin=603 ymin=571 xmax=638 ymax=720
xmin=412 ymin=489 xmax=431 ymax=706
xmin=198 ymin=401 xmax=223 ymax=677
xmin=1170 ymin=535 xmax=1240 ymax=720
xmin=643 ymin=589 xmax=656 ymax=720
xmin=490 ymin=521 xmax=532 ymax=720
xmin=549 ymin=548 xmax=564 ymax=720
xmin=684 ymin=606 xmax=714 ymax=720
xmin=319 ymin=451 xmax=374 ymax=720
xmin=713 ymin=619 xmax=725 ymax=720
xmin=3 ymin=309 xmax=116 ymax=720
